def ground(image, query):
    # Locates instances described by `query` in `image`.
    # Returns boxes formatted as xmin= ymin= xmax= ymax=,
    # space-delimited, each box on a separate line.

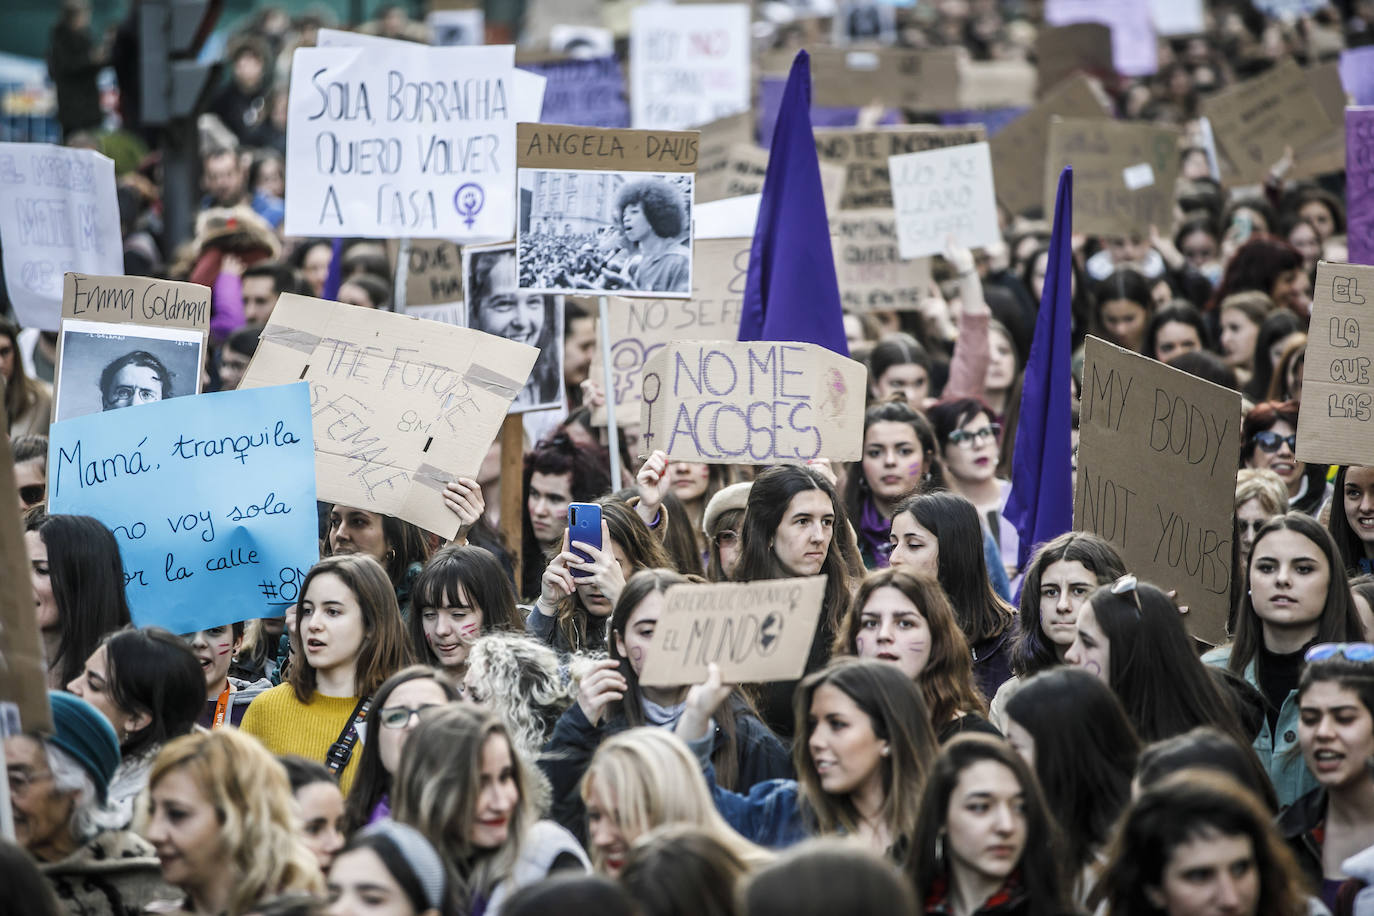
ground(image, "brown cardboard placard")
xmin=1292 ymin=62 xmax=1349 ymax=180
xmin=1296 ymin=262 xmax=1374 ymax=467
xmin=389 ymin=239 xmax=465 ymax=308
xmin=989 ymin=75 xmax=1113 ymax=216
xmin=697 ymin=143 xmax=847 ymax=214
xmin=1200 ymin=59 xmax=1335 ymax=185
xmin=696 ymin=110 xmax=757 ymax=191
xmin=958 ymin=58 xmax=1037 ymax=110
xmin=517 ymin=123 xmax=700 ymax=171
xmin=61 ymin=272 xmax=210 ymax=333
xmin=815 ymin=125 xmax=987 ymax=210
xmin=639 ymin=340 xmax=867 ymax=464
xmin=801 ymin=47 xmax=963 ymax=111
xmin=0 ymin=427 xmax=52 ymax=733
xmin=1044 ymin=117 xmax=1182 ymax=238
xmin=238 ymin=292 xmax=538 ymax=537
xmin=638 ymin=576 xmax=827 ymax=686
xmin=1075 ymin=336 xmax=1241 ymax=646
xmin=831 ymin=209 xmax=933 ymax=312
xmin=1036 ymin=23 xmax=1114 ymax=96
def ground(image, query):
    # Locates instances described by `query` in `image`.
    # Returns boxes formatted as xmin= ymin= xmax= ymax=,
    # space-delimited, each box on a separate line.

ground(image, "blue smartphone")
xmin=568 ymin=503 xmax=602 ymax=578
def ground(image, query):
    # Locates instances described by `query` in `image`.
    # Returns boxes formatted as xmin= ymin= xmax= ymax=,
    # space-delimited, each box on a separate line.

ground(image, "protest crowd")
xmin=5 ymin=0 xmax=1374 ymax=915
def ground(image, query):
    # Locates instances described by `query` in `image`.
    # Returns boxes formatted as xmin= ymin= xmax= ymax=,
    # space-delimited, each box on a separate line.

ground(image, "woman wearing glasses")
xmin=927 ymin=398 xmax=1019 ymax=580
xmin=1206 ymin=513 xmax=1362 ymax=807
xmin=1328 ymin=466 xmax=1374 ymax=576
xmin=1241 ymin=401 xmax=1330 ymax=518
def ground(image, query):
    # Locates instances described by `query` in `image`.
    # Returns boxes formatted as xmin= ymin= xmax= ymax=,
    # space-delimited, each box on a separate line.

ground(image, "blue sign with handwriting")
xmin=47 ymin=382 xmax=320 ymax=633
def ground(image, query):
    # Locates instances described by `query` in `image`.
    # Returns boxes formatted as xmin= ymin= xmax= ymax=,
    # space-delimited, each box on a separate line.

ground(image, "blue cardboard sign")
xmin=519 ymin=56 xmax=630 ymax=129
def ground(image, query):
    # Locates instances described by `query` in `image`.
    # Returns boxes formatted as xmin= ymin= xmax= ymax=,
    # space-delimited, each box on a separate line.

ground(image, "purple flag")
xmin=1005 ymin=167 xmax=1075 ymax=569
xmin=737 ymin=50 xmax=849 ymax=357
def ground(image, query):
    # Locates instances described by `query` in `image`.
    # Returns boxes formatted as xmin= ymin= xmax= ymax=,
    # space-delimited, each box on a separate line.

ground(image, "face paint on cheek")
xmin=460 ymin=621 xmax=480 ymax=638
xmin=629 ymin=646 xmax=644 ymax=663
xmin=907 ymin=462 xmax=923 ymax=479
xmin=908 ymin=641 xmax=927 ymax=654
xmin=855 ymin=635 xmax=866 ymax=654
xmin=1085 ymin=661 xmax=1101 ymax=677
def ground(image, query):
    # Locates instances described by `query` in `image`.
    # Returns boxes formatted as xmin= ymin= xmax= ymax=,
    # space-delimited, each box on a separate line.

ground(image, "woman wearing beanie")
xmin=327 ymin=820 xmax=459 ymax=915
xmin=4 ymin=691 xmax=179 ymax=914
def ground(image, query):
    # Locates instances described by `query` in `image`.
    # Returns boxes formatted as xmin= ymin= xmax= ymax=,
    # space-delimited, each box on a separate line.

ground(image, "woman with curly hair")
xmin=615 ymin=178 xmax=690 ymax=293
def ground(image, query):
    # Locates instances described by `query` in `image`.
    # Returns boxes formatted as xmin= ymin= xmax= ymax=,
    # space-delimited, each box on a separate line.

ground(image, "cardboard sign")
xmin=0 ymin=143 xmax=123 ymax=332
xmin=989 ymin=74 xmax=1112 ymax=216
xmin=696 ymin=143 xmax=847 ymax=214
xmin=53 ymin=320 xmax=204 ymax=423
xmin=284 ymin=43 xmax=517 ymax=239
xmin=803 ymin=48 xmax=962 ymax=111
xmin=1075 ymin=337 xmax=1240 ymax=645
xmin=390 ymin=238 xmax=464 ymax=309
xmin=590 ymin=236 xmax=750 ymax=425
xmin=1296 ymin=262 xmax=1374 ymax=465
xmin=1350 ymin=109 xmax=1374 ymax=268
xmin=516 ymin=123 xmax=699 ymax=171
xmin=1199 ymin=60 xmax=1334 ymax=185
xmin=60 ymin=273 xmax=210 ymax=333
xmin=1045 ymin=0 xmax=1158 ymax=77
xmin=519 ymin=56 xmax=630 ymax=128
xmin=1044 ymin=118 xmax=1181 ymax=238
xmin=639 ymin=340 xmax=867 ymax=464
xmin=1035 ymin=24 xmax=1114 ymax=95
xmin=629 ymin=4 xmax=751 ymax=130
xmin=239 ymin=293 xmax=538 ymax=536
xmin=1292 ymin=63 xmax=1349 ymax=181
xmin=831 ymin=210 xmax=933 ymax=312
xmin=815 ymin=126 xmax=986 ymax=210
xmin=891 ymin=141 xmax=1000 ymax=259
xmin=0 ymin=430 xmax=51 ymax=732
xmin=958 ymin=59 xmax=1037 ymax=110
xmin=46 ymin=384 xmax=321 ymax=634
xmin=638 ymin=576 xmax=827 ymax=686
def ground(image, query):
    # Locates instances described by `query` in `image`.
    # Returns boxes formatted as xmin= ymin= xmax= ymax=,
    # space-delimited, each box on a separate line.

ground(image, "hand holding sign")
xmin=636 ymin=450 xmax=671 ymax=527
xmin=441 ymin=478 xmax=484 ymax=542
xmin=675 ymin=663 xmax=733 ymax=741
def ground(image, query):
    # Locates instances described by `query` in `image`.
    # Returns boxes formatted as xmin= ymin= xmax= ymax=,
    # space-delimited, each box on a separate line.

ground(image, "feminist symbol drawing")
xmin=454 ymin=183 xmax=485 ymax=229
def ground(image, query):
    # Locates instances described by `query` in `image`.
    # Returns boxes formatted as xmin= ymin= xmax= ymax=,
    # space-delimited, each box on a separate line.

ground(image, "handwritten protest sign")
xmin=831 ymin=210 xmax=933 ymax=312
xmin=519 ymin=55 xmax=629 ymax=128
xmin=388 ymin=239 xmax=464 ymax=309
xmin=0 ymin=431 xmax=51 ymax=732
xmin=629 ymin=4 xmax=750 ymax=129
xmin=1351 ymin=110 xmax=1374 ymax=267
xmin=284 ymin=42 xmax=517 ymax=239
xmin=640 ymin=340 xmax=867 ymax=464
xmin=1035 ymin=24 xmax=1114 ymax=95
xmin=1076 ymin=337 xmax=1240 ymax=645
xmin=957 ymin=59 xmax=1037 ymax=110
xmin=59 ymin=272 xmax=209 ymax=334
xmin=1199 ymin=60 xmax=1333 ymax=185
xmin=890 ymin=142 xmax=1000 ymax=259
xmin=1045 ymin=0 xmax=1158 ymax=76
xmin=1291 ymin=64 xmax=1348 ymax=181
xmin=0 ymin=143 xmax=123 ymax=332
xmin=1296 ymin=262 xmax=1374 ymax=465
xmin=46 ymin=383 xmax=321 ymax=634
xmin=696 ymin=111 xmax=757 ymax=192
xmin=815 ymin=126 xmax=986 ymax=210
xmin=803 ymin=48 xmax=963 ymax=111
xmin=240 ymin=293 xmax=537 ymax=537
xmin=696 ymin=143 xmax=846 ymax=213
xmin=1045 ymin=118 xmax=1181 ymax=238
xmin=639 ymin=576 xmax=827 ymax=686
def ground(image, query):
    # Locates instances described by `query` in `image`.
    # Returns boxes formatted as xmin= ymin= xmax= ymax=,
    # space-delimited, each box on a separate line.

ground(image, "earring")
xmin=935 ymin=833 xmax=945 ymax=866
xmin=386 ymin=548 xmax=397 ymax=562
xmin=881 ymin=745 xmax=891 ymax=757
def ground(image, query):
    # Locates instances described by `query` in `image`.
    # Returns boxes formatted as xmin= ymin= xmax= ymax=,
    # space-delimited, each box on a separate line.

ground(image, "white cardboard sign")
xmin=630 ymin=4 xmax=751 ymax=130
xmin=890 ymin=141 xmax=1000 ymax=260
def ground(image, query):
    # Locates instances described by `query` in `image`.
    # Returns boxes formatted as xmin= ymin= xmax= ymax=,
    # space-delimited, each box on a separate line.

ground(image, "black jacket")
xmin=1277 ymin=787 xmax=1326 ymax=888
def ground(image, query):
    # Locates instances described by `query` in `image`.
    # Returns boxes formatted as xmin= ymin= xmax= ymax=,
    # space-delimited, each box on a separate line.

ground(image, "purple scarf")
xmin=858 ymin=498 xmax=891 ymax=568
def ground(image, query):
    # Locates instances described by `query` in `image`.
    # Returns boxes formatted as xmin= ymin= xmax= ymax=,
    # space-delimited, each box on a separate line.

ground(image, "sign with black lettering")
xmin=1297 ymin=261 xmax=1374 ymax=467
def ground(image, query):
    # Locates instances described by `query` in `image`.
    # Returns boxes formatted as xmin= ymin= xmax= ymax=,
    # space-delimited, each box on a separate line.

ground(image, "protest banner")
xmin=890 ymin=141 xmax=1000 ymax=259
xmin=1350 ymin=109 xmax=1374 ymax=268
xmin=1199 ymin=59 xmax=1334 ymax=185
xmin=629 ymin=4 xmax=751 ymax=130
xmin=388 ymin=238 xmax=464 ymax=309
xmin=639 ymin=576 xmax=827 ymax=686
xmin=1296 ymin=262 xmax=1374 ymax=465
xmin=639 ymin=340 xmax=867 ymax=464
xmin=589 ymin=236 xmax=750 ymax=426
xmin=696 ymin=111 xmax=757 ymax=194
xmin=1292 ymin=63 xmax=1349 ymax=181
xmin=1035 ymin=24 xmax=1114 ymax=95
xmin=463 ymin=242 xmax=565 ymax=412
xmin=516 ymin=123 xmax=698 ymax=298
xmin=814 ymin=125 xmax=986 ymax=210
xmin=957 ymin=59 xmax=1037 ymax=110
xmin=46 ymin=383 xmax=321 ymax=634
xmin=989 ymin=74 xmax=1112 ymax=216
xmin=696 ymin=143 xmax=846 ymax=214
xmin=1044 ymin=117 xmax=1181 ymax=238
xmin=0 ymin=431 xmax=51 ymax=733
xmin=239 ymin=293 xmax=538 ymax=537
xmin=803 ymin=48 xmax=962 ymax=112
xmin=0 ymin=143 xmax=123 ymax=332
xmin=1076 ymin=337 xmax=1241 ymax=645
xmin=284 ymin=41 xmax=518 ymax=239
xmin=53 ymin=320 xmax=204 ymax=422
xmin=830 ymin=210 xmax=933 ymax=312
xmin=518 ymin=56 xmax=629 ymax=128
xmin=1045 ymin=0 xmax=1158 ymax=76
xmin=60 ymin=272 xmax=210 ymax=334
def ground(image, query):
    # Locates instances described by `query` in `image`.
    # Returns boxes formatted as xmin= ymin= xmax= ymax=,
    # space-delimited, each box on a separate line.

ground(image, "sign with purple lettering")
xmin=1349 ymin=108 xmax=1374 ymax=268
xmin=519 ymin=56 xmax=629 ymax=129
xmin=1297 ymin=261 xmax=1374 ymax=468
xmin=639 ymin=340 xmax=867 ymax=464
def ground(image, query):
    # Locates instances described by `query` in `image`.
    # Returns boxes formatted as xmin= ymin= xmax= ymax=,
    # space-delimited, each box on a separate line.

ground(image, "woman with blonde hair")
xmin=580 ymin=727 xmax=769 ymax=876
xmin=144 ymin=729 xmax=323 ymax=915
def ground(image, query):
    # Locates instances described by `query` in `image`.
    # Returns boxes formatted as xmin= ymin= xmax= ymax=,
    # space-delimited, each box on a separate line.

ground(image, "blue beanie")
xmin=47 ymin=692 xmax=121 ymax=802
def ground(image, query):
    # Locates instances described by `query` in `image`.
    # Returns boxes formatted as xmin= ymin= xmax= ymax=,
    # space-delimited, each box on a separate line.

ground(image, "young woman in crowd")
xmin=990 ymin=533 xmax=1125 ymax=727
xmin=1 ymin=317 xmax=51 ymax=436
xmin=233 ymin=616 xmax=288 ymax=685
xmin=1235 ymin=469 xmax=1291 ymax=606
xmin=145 ymin=729 xmax=323 ymax=915
xmin=579 ymin=728 xmax=769 ymax=876
xmin=67 ymin=627 xmax=204 ymax=830
xmin=1217 ymin=291 xmax=1270 ymax=390
xmin=834 ymin=569 xmax=997 ymax=742
xmin=391 ymin=704 xmax=590 ymax=915
xmin=1243 ymin=310 xmax=1301 ymax=405
xmin=678 ymin=658 xmax=938 ymax=857
xmin=1134 ymin=726 xmax=1280 ymax=813
xmin=544 ymin=569 xmax=790 ymax=836
xmin=887 ymin=491 xmax=1017 ymax=698
xmin=868 ymin=333 xmax=934 ymax=406
xmin=24 ymin=511 xmax=131 ymax=689
xmin=1093 ymin=770 xmax=1309 ymax=916
xmin=842 ymin=401 xmax=944 ymax=569
xmin=909 ymin=734 xmax=1076 ymax=916
xmin=324 ymin=504 xmax=434 ymax=614
xmin=182 ymin=622 xmax=272 ymax=729
xmin=619 ymin=824 xmax=754 ymax=916
xmin=1211 ymin=236 xmax=1311 ymax=319
xmin=241 ymin=555 xmax=413 ymax=793
xmin=343 ymin=665 xmax=460 ymax=831
xmin=12 ymin=434 xmax=47 ymax=512
xmin=326 ymin=820 xmax=459 ymax=916
xmin=529 ymin=498 xmax=674 ymax=655
xmin=703 ymin=481 xmax=751 ymax=582
xmin=1241 ymin=402 xmax=1328 ymax=518
xmin=1329 ymin=465 xmax=1374 ymax=575
xmin=732 ymin=466 xmax=864 ymax=737
xmin=1003 ymin=668 xmax=1141 ymax=902
xmin=1091 ymin=268 xmax=1155 ymax=353
xmin=1266 ymin=335 xmax=1306 ymax=403
xmin=926 ymin=399 xmax=1018 ymax=580
xmin=1142 ymin=303 xmax=1209 ymax=364
xmin=461 ymin=632 xmax=574 ymax=771
xmin=982 ymin=321 xmax=1020 ymax=422
xmin=279 ymin=756 xmax=346 ymax=873
xmin=655 ymin=460 xmax=730 ymax=563
xmin=520 ymin=432 xmax=614 ymax=602
xmin=1207 ymin=513 xmax=1362 ymax=806
xmin=408 ymin=544 xmax=524 ymax=676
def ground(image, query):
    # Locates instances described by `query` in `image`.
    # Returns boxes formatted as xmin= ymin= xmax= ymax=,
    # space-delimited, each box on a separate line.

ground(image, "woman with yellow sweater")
xmin=241 ymin=555 xmax=412 ymax=793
